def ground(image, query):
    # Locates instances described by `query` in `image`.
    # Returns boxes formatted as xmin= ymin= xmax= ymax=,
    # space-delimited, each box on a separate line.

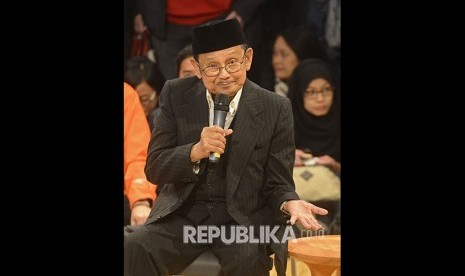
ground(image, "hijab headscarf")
xmin=288 ymin=58 xmax=341 ymax=162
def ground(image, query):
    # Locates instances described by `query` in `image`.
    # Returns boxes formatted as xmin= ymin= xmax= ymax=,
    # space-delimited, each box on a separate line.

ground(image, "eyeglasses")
xmin=195 ymin=54 xmax=246 ymax=77
xmin=304 ymin=87 xmax=334 ymax=99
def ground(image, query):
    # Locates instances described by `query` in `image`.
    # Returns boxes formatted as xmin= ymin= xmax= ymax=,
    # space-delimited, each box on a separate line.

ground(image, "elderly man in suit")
xmin=124 ymin=18 xmax=328 ymax=276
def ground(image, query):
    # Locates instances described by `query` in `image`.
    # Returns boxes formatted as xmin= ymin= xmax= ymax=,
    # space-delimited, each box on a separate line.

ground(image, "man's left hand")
xmin=284 ymin=200 xmax=328 ymax=230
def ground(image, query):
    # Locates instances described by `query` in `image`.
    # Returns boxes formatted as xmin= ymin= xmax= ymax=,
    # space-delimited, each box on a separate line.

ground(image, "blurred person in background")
xmin=139 ymin=0 xmax=266 ymax=80
xmin=124 ymin=82 xmax=157 ymax=226
xmin=124 ymin=56 xmax=166 ymax=131
xmin=175 ymin=44 xmax=196 ymax=78
xmin=263 ymin=26 xmax=328 ymax=97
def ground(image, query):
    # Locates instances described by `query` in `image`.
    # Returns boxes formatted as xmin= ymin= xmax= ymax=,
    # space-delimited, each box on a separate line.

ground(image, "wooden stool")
xmin=288 ymin=235 xmax=340 ymax=276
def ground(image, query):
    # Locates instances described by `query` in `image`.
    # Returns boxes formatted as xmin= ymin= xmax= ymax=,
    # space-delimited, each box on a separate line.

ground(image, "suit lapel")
xmin=180 ymin=80 xmax=209 ymax=140
xmin=227 ymin=80 xmax=265 ymax=195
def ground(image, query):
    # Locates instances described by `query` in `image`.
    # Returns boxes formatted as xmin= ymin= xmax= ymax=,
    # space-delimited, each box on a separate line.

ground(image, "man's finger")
xmin=306 ymin=204 xmax=328 ymax=215
xmin=299 ymin=216 xmax=322 ymax=230
xmin=312 ymin=206 xmax=328 ymax=215
xmin=290 ymin=215 xmax=298 ymax=225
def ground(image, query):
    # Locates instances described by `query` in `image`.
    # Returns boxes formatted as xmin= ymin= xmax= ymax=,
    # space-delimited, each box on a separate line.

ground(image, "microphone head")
xmin=214 ymin=93 xmax=229 ymax=112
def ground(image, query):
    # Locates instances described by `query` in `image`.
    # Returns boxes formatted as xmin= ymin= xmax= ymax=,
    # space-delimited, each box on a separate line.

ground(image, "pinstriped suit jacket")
xmin=144 ymin=76 xmax=299 ymax=274
xmin=145 ymin=76 xmax=300 ymax=225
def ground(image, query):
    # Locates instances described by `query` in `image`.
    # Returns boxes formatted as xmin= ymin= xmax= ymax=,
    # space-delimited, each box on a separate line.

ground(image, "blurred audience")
xmin=124 ymin=82 xmax=157 ymax=226
xmin=140 ymin=0 xmax=266 ymax=80
xmin=124 ymin=56 xmax=166 ymax=131
xmin=307 ymin=0 xmax=340 ymax=86
xmin=124 ymin=0 xmax=150 ymax=69
xmin=266 ymin=26 xmax=329 ymax=97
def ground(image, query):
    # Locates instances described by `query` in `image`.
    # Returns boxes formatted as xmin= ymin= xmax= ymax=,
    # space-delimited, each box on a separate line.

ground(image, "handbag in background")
xmin=293 ymin=165 xmax=340 ymax=202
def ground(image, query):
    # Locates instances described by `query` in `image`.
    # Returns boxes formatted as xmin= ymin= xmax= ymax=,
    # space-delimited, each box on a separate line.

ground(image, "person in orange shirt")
xmin=124 ymin=82 xmax=157 ymax=226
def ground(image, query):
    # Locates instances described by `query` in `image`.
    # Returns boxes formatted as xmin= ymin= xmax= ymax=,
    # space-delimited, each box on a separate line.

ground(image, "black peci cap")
xmin=192 ymin=18 xmax=247 ymax=55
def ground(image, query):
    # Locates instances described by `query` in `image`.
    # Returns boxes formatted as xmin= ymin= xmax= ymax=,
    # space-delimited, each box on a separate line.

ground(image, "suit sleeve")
xmin=263 ymin=97 xmax=300 ymax=212
xmin=145 ymin=80 xmax=201 ymax=186
xmin=124 ymin=83 xmax=157 ymax=208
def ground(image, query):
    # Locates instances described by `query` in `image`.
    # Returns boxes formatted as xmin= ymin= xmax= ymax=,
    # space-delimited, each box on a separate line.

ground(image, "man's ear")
xmin=245 ymin=48 xmax=253 ymax=71
xmin=190 ymin=58 xmax=202 ymax=79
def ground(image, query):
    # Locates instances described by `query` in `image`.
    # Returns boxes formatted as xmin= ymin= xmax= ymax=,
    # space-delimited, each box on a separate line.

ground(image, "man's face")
xmin=179 ymin=56 xmax=196 ymax=78
xmin=191 ymin=45 xmax=253 ymax=98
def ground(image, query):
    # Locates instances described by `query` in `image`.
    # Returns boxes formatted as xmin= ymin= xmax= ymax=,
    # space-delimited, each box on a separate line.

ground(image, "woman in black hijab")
xmin=288 ymin=58 xmax=340 ymax=229
xmin=288 ymin=58 xmax=340 ymax=173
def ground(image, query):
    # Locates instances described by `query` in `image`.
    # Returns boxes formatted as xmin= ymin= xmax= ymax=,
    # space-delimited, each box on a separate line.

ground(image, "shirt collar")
xmin=205 ymin=88 xmax=243 ymax=116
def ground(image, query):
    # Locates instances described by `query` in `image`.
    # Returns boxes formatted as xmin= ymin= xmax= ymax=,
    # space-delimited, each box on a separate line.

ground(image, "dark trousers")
xmin=124 ymin=202 xmax=273 ymax=276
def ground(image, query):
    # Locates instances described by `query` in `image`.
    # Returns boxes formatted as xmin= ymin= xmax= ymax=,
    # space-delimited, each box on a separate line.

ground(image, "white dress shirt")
xmin=206 ymin=88 xmax=243 ymax=129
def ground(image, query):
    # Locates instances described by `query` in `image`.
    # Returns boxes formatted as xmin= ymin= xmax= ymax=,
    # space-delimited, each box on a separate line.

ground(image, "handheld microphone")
xmin=209 ymin=93 xmax=230 ymax=163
